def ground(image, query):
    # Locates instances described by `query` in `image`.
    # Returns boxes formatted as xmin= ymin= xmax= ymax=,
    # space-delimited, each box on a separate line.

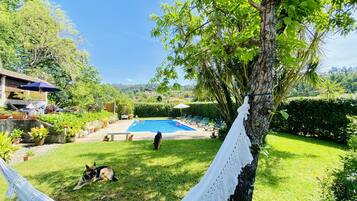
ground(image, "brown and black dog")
xmin=153 ymin=131 xmax=162 ymax=150
xmin=73 ymin=162 xmax=118 ymax=190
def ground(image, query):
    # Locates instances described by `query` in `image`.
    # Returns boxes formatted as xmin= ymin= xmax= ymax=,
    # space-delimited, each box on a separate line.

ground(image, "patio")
xmin=76 ymin=120 xmax=212 ymax=143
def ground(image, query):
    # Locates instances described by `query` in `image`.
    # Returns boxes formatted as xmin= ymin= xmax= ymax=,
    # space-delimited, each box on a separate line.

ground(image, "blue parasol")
xmin=18 ymin=82 xmax=60 ymax=92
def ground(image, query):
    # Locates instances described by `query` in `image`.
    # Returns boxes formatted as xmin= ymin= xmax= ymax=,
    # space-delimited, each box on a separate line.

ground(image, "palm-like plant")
xmin=0 ymin=133 xmax=18 ymax=162
xmin=318 ymin=79 xmax=346 ymax=100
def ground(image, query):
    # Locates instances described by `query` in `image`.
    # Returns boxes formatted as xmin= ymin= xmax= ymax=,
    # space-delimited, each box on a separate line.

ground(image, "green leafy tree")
xmin=0 ymin=0 xmax=101 ymax=109
xmin=152 ymin=0 xmax=357 ymax=200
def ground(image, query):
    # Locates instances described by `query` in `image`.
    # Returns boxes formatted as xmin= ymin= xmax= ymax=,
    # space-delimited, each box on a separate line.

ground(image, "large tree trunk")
xmin=229 ymin=0 xmax=277 ymax=200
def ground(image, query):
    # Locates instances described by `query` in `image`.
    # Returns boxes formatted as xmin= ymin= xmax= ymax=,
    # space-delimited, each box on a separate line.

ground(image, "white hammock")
xmin=182 ymin=96 xmax=253 ymax=201
xmin=0 ymin=158 xmax=54 ymax=201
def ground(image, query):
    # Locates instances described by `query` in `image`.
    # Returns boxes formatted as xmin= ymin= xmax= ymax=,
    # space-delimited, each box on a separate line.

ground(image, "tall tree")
xmin=0 ymin=0 xmax=114 ymax=110
xmin=152 ymin=0 xmax=356 ymax=200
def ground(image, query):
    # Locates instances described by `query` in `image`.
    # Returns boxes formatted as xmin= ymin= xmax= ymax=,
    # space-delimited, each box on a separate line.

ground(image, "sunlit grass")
xmin=0 ymin=133 xmax=346 ymax=201
xmin=254 ymin=132 xmax=346 ymax=201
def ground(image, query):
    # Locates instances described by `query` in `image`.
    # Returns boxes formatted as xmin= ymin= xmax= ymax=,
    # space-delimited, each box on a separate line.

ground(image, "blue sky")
xmin=53 ymin=0 xmax=357 ymax=84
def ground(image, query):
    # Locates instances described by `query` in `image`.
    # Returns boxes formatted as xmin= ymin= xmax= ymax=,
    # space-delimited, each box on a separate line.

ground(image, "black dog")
xmin=153 ymin=131 xmax=162 ymax=150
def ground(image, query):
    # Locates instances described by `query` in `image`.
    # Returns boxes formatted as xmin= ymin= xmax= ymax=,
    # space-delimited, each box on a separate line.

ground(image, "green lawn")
xmin=0 ymin=133 xmax=346 ymax=201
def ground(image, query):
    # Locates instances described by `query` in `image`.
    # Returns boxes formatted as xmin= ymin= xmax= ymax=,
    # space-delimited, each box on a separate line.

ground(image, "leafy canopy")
xmin=151 ymin=0 xmax=356 ymax=125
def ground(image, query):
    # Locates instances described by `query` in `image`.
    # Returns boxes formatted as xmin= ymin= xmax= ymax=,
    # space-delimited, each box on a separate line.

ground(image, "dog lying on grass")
xmin=153 ymin=131 xmax=162 ymax=150
xmin=73 ymin=162 xmax=118 ymax=190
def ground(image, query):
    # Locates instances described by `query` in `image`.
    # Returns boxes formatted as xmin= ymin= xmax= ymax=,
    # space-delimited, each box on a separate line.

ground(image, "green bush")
xmin=116 ymin=97 xmax=134 ymax=115
xmin=134 ymin=103 xmax=178 ymax=117
xmin=218 ymin=125 xmax=229 ymax=140
xmin=346 ymin=116 xmax=357 ymax=138
xmin=186 ymin=103 xmax=219 ymax=119
xmin=348 ymin=135 xmax=357 ymax=151
xmin=10 ymin=128 xmax=23 ymax=141
xmin=134 ymin=102 xmax=219 ymax=118
xmin=29 ymin=127 xmax=49 ymax=140
xmin=320 ymin=151 xmax=357 ymax=201
xmin=0 ymin=133 xmax=18 ymax=161
xmin=39 ymin=111 xmax=115 ymax=136
xmin=271 ymin=98 xmax=357 ymax=143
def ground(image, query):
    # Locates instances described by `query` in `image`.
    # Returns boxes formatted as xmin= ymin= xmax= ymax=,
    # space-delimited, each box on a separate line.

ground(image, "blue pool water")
xmin=127 ymin=120 xmax=196 ymax=133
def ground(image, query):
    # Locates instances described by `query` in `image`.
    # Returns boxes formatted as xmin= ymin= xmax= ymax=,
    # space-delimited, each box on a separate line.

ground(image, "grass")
xmin=0 ymin=133 xmax=346 ymax=201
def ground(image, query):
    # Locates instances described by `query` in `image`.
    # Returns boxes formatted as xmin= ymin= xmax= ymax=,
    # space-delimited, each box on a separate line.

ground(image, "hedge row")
xmin=134 ymin=102 xmax=219 ymax=119
xmin=135 ymin=98 xmax=356 ymax=143
xmin=134 ymin=103 xmax=178 ymax=117
xmin=271 ymin=98 xmax=357 ymax=143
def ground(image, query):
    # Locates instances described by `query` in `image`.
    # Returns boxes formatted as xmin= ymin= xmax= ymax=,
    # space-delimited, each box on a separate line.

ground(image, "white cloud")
xmin=127 ymin=78 xmax=133 ymax=82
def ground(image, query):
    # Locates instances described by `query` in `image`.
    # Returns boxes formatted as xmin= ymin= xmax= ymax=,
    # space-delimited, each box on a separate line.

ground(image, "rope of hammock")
xmin=182 ymin=96 xmax=253 ymax=201
xmin=0 ymin=158 xmax=54 ymax=201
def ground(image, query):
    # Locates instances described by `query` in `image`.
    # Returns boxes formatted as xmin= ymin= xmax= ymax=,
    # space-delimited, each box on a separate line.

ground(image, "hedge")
xmin=134 ymin=102 xmax=219 ymax=119
xmin=134 ymin=98 xmax=356 ymax=143
xmin=186 ymin=103 xmax=220 ymax=119
xmin=271 ymin=98 xmax=357 ymax=143
xmin=134 ymin=103 xmax=178 ymax=117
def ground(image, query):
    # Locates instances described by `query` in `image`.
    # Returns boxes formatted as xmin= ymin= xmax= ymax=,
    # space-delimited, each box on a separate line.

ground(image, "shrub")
xmin=39 ymin=111 xmax=115 ymax=136
xmin=116 ymin=97 xmax=134 ymax=115
xmin=346 ymin=115 xmax=357 ymax=138
xmin=271 ymin=98 xmax=357 ymax=143
xmin=26 ymin=150 xmax=35 ymax=157
xmin=348 ymin=135 xmax=357 ymax=151
xmin=11 ymin=128 xmax=23 ymax=141
xmin=320 ymin=151 xmax=357 ymax=201
xmin=29 ymin=127 xmax=49 ymax=140
xmin=186 ymin=103 xmax=219 ymax=119
xmin=134 ymin=103 xmax=177 ymax=117
xmin=134 ymin=102 xmax=219 ymax=118
xmin=0 ymin=133 xmax=18 ymax=161
xmin=218 ymin=126 xmax=229 ymax=141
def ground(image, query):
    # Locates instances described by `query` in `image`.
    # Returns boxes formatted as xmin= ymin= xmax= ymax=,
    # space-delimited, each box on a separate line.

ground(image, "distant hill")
xmin=112 ymin=83 xmax=195 ymax=93
xmin=112 ymin=83 xmax=197 ymax=103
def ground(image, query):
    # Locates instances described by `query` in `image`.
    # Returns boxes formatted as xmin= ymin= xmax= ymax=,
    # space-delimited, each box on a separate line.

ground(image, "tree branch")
xmin=247 ymin=0 xmax=264 ymax=12
xmin=181 ymin=20 xmax=210 ymax=48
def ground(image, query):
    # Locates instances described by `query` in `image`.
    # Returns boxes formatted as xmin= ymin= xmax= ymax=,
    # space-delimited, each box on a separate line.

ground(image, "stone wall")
xmin=0 ymin=119 xmax=65 ymax=143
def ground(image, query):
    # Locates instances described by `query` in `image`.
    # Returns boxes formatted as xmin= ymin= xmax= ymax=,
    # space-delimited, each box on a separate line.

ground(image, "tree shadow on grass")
xmin=270 ymin=132 xmax=347 ymax=151
xmin=256 ymin=148 xmax=292 ymax=187
xmin=256 ymin=146 xmax=319 ymax=187
xmin=26 ymin=140 xmax=221 ymax=201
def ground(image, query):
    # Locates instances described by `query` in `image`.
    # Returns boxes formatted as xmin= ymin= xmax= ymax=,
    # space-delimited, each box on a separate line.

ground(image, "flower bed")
xmin=39 ymin=111 xmax=117 ymax=142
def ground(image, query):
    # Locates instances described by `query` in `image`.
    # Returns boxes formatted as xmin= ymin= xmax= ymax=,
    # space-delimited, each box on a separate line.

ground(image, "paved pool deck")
xmin=76 ymin=120 xmax=212 ymax=143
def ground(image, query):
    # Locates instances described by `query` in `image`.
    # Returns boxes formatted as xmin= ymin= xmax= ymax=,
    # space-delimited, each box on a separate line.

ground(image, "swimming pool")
xmin=127 ymin=120 xmax=196 ymax=133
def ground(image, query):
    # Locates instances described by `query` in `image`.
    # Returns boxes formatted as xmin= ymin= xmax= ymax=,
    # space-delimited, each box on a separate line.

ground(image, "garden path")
xmin=8 ymin=143 xmax=60 ymax=165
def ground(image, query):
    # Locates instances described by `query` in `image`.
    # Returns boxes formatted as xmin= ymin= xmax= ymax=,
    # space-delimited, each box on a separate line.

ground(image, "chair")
xmin=198 ymin=117 xmax=210 ymax=128
xmin=183 ymin=115 xmax=192 ymax=123
xmin=189 ymin=116 xmax=202 ymax=125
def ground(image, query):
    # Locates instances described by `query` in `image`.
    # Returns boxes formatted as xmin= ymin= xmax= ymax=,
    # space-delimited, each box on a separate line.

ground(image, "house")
xmin=0 ymin=68 xmax=48 ymax=108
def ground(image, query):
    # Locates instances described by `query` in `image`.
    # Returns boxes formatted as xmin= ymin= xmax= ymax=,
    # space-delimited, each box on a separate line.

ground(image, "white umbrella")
xmin=174 ymin=103 xmax=190 ymax=116
xmin=174 ymin=103 xmax=190 ymax=109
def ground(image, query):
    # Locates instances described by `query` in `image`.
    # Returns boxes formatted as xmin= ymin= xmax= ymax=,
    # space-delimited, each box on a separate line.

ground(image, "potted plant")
xmin=11 ymin=128 xmax=23 ymax=144
xmin=23 ymin=150 xmax=34 ymax=161
xmin=65 ymin=127 xmax=79 ymax=143
xmin=29 ymin=126 xmax=48 ymax=146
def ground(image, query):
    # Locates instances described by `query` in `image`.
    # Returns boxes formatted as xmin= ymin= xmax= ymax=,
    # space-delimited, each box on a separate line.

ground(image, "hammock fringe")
xmin=182 ymin=96 xmax=253 ymax=201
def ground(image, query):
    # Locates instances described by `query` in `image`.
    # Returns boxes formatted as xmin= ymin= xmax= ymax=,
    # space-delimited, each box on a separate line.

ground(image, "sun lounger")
xmin=183 ymin=115 xmax=192 ymax=123
xmin=189 ymin=116 xmax=202 ymax=125
xmin=197 ymin=117 xmax=210 ymax=127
